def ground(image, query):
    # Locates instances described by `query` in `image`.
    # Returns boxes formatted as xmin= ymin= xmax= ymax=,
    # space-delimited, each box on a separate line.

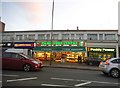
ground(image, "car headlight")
xmin=32 ymin=61 xmax=39 ymax=64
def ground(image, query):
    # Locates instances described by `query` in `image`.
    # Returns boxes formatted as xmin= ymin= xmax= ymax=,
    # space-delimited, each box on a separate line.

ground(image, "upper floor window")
xmin=46 ymin=34 xmax=50 ymax=40
xmin=71 ymin=34 xmax=75 ymax=40
xmin=99 ymin=34 xmax=103 ymax=40
xmin=52 ymin=34 xmax=59 ymax=40
xmin=38 ymin=34 xmax=45 ymax=40
xmin=76 ymin=34 xmax=84 ymax=40
xmin=16 ymin=35 xmax=23 ymax=40
xmin=105 ymin=34 xmax=115 ymax=40
xmin=62 ymin=34 xmax=69 ymax=40
xmin=24 ymin=34 xmax=28 ymax=40
xmin=28 ymin=34 xmax=35 ymax=40
xmin=87 ymin=34 xmax=97 ymax=40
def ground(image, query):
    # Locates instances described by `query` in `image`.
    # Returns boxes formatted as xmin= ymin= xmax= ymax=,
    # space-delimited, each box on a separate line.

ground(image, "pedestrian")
xmin=78 ymin=55 xmax=82 ymax=63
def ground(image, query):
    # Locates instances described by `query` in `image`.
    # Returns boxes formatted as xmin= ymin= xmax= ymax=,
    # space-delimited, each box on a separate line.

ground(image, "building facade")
xmin=2 ymin=30 xmax=119 ymax=62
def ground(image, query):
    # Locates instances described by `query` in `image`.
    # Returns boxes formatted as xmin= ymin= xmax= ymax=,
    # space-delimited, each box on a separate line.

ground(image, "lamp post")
xmin=50 ymin=0 xmax=54 ymax=65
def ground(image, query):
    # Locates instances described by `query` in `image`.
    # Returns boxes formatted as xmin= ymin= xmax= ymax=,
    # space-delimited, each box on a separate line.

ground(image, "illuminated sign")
xmin=36 ymin=41 xmax=86 ymax=46
xmin=88 ymin=48 xmax=115 ymax=52
xmin=15 ymin=44 xmax=33 ymax=47
xmin=14 ymin=42 xmax=34 ymax=48
xmin=1 ymin=42 xmax=13 ymax=47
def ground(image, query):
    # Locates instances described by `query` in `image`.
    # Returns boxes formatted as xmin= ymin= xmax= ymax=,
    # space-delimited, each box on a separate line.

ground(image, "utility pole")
xmin=50 ymin=0 xmax=54 ymax=65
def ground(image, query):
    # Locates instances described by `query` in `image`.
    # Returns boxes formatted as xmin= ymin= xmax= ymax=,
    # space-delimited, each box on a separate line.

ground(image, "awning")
xmin=33 ymin=46 xmax=86 ymax=52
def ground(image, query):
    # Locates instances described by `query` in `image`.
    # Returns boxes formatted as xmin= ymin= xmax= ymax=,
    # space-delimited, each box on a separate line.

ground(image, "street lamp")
xmin=50 ymin=0 xmax=54 ymax=65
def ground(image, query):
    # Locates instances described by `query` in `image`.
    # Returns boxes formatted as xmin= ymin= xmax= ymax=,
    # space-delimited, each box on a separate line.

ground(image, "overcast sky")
xmin=1 ymin=0 xmax=120 ymax=31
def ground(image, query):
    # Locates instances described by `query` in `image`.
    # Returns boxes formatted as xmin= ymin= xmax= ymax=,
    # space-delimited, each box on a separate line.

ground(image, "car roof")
xmin=109 ymin=57 xmax=120 ymax=61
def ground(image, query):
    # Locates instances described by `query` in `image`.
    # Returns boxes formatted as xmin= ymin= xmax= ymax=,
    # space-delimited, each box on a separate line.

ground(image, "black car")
xmin=85 ymin=57 xmax=103 ymax=66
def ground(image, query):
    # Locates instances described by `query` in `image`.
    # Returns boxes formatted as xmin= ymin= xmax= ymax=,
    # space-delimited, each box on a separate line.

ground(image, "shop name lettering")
xmin=41 ymin=42 xmax=78 ymax=45
xmin=15 ymin=44 xmax=33 ymax=47
xmin=90 ymin=48 xmax=115 ymax=52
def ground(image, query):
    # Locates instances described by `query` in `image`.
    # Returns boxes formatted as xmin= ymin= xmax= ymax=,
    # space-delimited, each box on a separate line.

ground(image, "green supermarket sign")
xmin=36 ymin=41 xmax=86 ymax=46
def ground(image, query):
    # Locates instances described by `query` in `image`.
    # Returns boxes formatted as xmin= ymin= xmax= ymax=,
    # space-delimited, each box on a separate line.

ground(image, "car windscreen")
xmin=20 ymin=53 xmax=34 ymax=60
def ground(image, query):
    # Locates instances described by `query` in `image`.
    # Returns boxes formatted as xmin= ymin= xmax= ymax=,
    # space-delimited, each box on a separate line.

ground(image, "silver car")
xmin=99 ymin=57 xmax=120 ymax=78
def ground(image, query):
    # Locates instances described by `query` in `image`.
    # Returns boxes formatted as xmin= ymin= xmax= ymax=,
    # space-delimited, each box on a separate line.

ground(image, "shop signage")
xmin=1 ymin=42 xmax=13 ymax=47
xmin=33 ymin=46 xmax=86 ymax=52
xmin=36 ymin=41 xmax=86 ymax=46
xmin=14 ymin=42 xmax=34 ymax=48
xmin=88 ymin=48 xmax=115 ymax=52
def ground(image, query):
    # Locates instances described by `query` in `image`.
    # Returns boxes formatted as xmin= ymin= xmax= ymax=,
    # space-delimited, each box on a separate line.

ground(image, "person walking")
xmin=78 ymin=55 xmax=82 ymax=63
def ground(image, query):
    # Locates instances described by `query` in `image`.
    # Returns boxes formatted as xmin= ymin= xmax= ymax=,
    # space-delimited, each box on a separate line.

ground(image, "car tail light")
xmin=100 ymin=61 xmax=102 ymax=65
xmin=105 ymin=60 xmax=110 ymax=65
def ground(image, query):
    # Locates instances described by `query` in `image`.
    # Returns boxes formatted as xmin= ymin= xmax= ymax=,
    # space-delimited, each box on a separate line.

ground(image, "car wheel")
xmin=110 ymin=69 xmax=120 ymax=78
xmin=23 ymin=64 xmax=31 ymax=72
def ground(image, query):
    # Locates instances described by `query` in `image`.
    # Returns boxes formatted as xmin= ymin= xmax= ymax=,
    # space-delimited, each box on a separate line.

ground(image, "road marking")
xmin=7 ymin=77 xmax=37 ymax=82
xmin=51 ymin=77 xmax=120 ymax=85
xmin=41 ymin=84 xmax=69 ymax=87
xmin=51 ymin=77 xmax=80 ymax=81
xmin=81 ymin=80 xmax=120 ymax=85
xmin=75 ymin=82 xmax=92 ymax=87
xmin=1 ymin=74 xmax=19 ymax=77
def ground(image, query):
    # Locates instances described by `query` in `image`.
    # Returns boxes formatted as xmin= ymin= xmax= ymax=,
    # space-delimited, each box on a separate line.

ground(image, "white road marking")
xmin=51 ymin=77 xmax=120 ymax=85
xmin=0 ymin=74 xmax=19 ymax=77
xmin=51 ymin=77 xmax=80 ymax=81
xmin=7 ymin=77 xmax=37 ymax=82
xmin=81 ymin=80 xmax=120 ymax=85
xmin=41 ymin=84 xmax=69 ymax=87
xmin=75 ymin=82 xmax=92 ymax=87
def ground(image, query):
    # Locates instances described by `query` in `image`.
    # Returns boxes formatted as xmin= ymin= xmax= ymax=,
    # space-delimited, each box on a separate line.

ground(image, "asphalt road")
xmin=1 ymin=67 xmax=120 ymax=88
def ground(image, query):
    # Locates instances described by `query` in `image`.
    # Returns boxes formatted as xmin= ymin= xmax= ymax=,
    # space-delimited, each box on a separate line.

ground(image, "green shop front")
xmin=87 ymin=47 xmax=116 ymax=59
xmin=33 ymin=41 xmax=86 ymax=62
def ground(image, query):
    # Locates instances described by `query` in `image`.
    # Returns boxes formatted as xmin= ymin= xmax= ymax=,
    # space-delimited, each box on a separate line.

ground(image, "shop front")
xmin=33 ymin=41 xmax=86 ymax=63
xmin=14 ymin=42 xmax=34 ymax=57
xmin=1 ymin=42 xmax=14 ymax=52
xmin=87 ymin=47 xmax=116 ymax=60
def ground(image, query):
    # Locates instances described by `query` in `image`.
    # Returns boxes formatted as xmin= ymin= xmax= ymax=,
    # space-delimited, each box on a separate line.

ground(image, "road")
xmin=1 ymin=67 xmax=120 ymax=88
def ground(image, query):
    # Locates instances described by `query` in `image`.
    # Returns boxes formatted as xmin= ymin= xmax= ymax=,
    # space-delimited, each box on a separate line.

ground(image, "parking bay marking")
xmin=75 ymin=81 xmax=92 ymax=87
xmin=51 ymin=77 xmax=120 ymax=85
xmin=41 ymin=84 xmax=70 ymax=87
xmin=7 ymin=77 xmax=38 ymax=82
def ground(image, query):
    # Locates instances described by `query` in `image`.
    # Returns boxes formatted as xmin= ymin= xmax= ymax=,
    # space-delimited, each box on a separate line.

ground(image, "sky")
xmin=1 ymin=0 xmax=120 ymax=31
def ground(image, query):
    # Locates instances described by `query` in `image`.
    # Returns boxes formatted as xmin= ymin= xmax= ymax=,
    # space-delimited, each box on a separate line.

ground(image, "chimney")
xmin=77 ymin=26 xmax=79 ymax=30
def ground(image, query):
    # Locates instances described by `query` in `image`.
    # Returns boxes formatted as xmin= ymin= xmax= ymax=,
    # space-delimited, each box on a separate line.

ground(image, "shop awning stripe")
xmin=33 ymin=46 xmax=86 ymax=52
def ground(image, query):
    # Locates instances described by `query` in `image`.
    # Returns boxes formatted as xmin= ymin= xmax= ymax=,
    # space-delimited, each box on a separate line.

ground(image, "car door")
xmin=2 ymin=52 xmax=13 ymax=69
xmin=10 ymin=53 xmax=25 ymax=70
xmin=117 ymin=59 xmax=120 ymax=70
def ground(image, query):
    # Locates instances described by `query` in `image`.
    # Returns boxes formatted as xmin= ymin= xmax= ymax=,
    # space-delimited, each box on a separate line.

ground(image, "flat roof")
xmin=3 ymin=29 xmax=118 ymax=33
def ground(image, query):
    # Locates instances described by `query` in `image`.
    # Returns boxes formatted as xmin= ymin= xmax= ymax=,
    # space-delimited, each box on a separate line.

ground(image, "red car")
xmin=2 ymin=52 xmax=43 ymax=72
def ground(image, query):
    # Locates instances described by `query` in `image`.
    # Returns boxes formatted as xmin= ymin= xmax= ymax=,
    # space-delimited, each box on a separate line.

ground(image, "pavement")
xmin=42 ymin=61 xmax=99 ymax=71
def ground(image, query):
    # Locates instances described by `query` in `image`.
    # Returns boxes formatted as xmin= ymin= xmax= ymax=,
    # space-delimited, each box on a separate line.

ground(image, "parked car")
xmin=85 ymin=57 xmax=103 ymax=66
xmin=2 ymin=52 xmax=43 ymax=72
xmin=99 ymin=57 xmax=120 ymax=78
